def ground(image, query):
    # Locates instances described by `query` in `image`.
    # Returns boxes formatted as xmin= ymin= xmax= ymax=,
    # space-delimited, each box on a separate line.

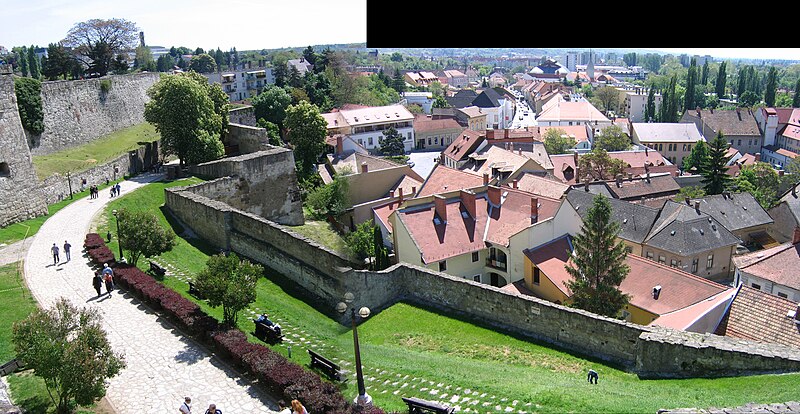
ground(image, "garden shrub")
xmin=87 ymin=246 xmax=115 ymax=266
xmin=84 ymin=233 xmax=105 ymax=249
xmin=13 ymin=76 xmax=44 ymax=135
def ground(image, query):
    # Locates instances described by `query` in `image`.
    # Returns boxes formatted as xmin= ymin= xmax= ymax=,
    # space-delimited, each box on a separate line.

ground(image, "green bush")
xmin=13 ymin=77 xmax=44 ymax=135
xmin=100 ymin=79 xmax=112 ymax=94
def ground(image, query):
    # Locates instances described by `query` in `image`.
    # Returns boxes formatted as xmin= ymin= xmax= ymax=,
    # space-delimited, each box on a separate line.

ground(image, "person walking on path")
xmin=51 ymin=243 xmax=60 ymax=265
xmin=204 ymin=403 xmax=221 ymax=414
xmin=115 ymin=183 xmax=121 ymax=196
xmin=92 ymin=271 xmax=103 ymax=297
xmin=179 ymin=396 xmax=192 ymax=413
xmin=63 ymin=240 xmax=71 ymax=261
xmin=291 ymin=399 xmax=308 ymax=414
xmin=102 ymin=263 xmax=114 ymax=295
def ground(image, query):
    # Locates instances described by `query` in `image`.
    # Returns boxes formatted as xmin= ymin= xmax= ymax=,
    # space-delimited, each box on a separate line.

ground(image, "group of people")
xmin=109 ymin=183 xmax=122 ymax=198
xmin=92 ymin=263 xmax=115 ymax=297
xmin=88 ymin=184 xmax=100 ymax=199
xmin=178 ymin=397 xmax=309 ymax=413
xmin=50 ymin=240 xmax=71 ymax=265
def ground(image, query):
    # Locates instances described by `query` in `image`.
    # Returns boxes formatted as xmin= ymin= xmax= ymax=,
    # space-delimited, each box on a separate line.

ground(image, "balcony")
xmin=485 ymin=257 xmax=507 ymax=272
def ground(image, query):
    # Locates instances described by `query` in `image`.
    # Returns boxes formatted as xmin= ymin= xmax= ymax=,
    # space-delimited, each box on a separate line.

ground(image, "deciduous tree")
xmin=565 ymin=194 xmax=630 ymax=318
xmin=116 ymin=208 xmax=177 ymax=267
xmin=578 ymin=148 xmax=626 ymax=181
xmin=594 ymin=125 xmax=631 ymax=152
xmin=194 ymin=253 xmax=263 ymax=327
xmin=543 ymin=128 xmax=574 ymax=155
xmin=252 ymin=84 xmax=293 ymax=133
xmin=188 ymin=53 xmax=217 ymax=73
xmin=12 ymin=298 xmax=126 ymax=414
xmin=285 ymin=100 xmax=327 ymax=177
xmin=595 ymin=86 xmax=620 ymax=115
xmin=681 ymin=139 xmax=710 ymax=173
xmin=306 ymin=173 xmax=350 ymax=219
xmin=62 ymin=18 xmax=139 ymax=76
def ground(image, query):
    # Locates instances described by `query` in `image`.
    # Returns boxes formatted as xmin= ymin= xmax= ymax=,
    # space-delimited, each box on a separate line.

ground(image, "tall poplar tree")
xmin=684 ymin=58 xmax=697 ymax=111
xmin=765 ymin=66 xmax=778 ymax=107
xmin=793 ymin=78 xmax=800 ymax=108
xmin=565 ymin=194 xmax=630 ymax=318
xmin=701 ymin=132 xmax=733 ymax=195
xmin=644 ymin=87 xmax=656 ymax=122
xmin=701 ymin=61 xmax=709 ymax=85
xmin=18 ymin=46 xmax=29 ymax=77
xmin=715 ymin=61 xmax=727 ymax=98
xmin=27 ymin=45 xmax=41 ymax=79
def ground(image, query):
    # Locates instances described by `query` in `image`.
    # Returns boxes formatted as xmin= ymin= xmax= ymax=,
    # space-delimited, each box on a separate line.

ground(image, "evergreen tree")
xmin=793 ymin=78 xmax=800 ymax=108
xmin=18 ymin=46 xmax=29 ymax=77
xmin=701 ymin=61 xmax=709 ymax=85
xmin=737 ymin=65 xmax=748 ymax=97
xmin=214 ymin=48 xmax=225 ymax=69
xmin=392 ymin=69 xmax=405 ymax=93
xmin=644 ymin=87 xmax=656 ymax=122
xmin=565 ymin=194 xmax=630 ymax=318
xmin=682 ymin=140 xmax=710 ymax=173
xmin=379 ymin=126 xmax=406 ymax=156
xmin=684 ymin=58 xmax=696 ymax=111
xmin=715 ymin=61 xmax=727 ymax=98
xmin=701 ymin=132 xmax=733 ymax=195
xmin=765 ymin=66 xmax=778 ymax=107
xmin=27 ymin=45 xmax=41 ymax=79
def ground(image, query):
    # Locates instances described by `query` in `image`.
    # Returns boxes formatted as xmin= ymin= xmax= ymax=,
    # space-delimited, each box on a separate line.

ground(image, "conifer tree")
xmin=715 ymin=61 xmax=727 ymax=98
xmin=18 ymin=46 xmax=29 ymax=77
xmin=392 ymin=69 xmax=405 ymax=93
xmin=565 ymin=194 xmax=630 ymax=318
xmin=27 ymin=45 xmax=41 ymax=79
xmin=793 ymin=78 xmax=800 ymax=108
xmin=701 ymin=131 xmax=733 ymax=195
xmin=765 ymin=66 xmax=778 ymax=107
xmin=701 ymin=61 xmax=709 ymax=85
xmin=684 ymin=58 xmax=696 ymax=111
xmin=644 ymin=87 xmax=656 ymax=122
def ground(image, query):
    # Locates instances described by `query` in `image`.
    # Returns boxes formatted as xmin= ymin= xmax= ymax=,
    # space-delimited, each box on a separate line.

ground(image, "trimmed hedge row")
xmin=84 ymin=233 xmax=386 ymax=413
xmin=85 ymin=233 xmax=116 ymax=267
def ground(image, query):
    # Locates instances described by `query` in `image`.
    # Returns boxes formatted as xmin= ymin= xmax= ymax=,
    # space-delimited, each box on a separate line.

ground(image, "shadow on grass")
xmin=159 ymin=205 xmax=220 ymax=258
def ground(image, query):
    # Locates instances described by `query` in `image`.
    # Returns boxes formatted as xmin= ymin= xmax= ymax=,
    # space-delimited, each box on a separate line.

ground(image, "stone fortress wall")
xmin=165 ymin=177 xmax=800 ymax=378
xmin=28 ymin=73 xmax=160 ymax=155
xmin=0 ymin=74 xmax=48 ymax=227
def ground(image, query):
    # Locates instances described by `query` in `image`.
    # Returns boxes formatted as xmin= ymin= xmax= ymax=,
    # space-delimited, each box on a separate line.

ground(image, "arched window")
xmin=0 ymin=162 xmax=10 ymax=178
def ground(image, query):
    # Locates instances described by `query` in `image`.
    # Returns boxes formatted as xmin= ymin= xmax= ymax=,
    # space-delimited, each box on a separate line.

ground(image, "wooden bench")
xmin=148 ymin=260 xmax=167 ymax=277
xmin=401 ymin=396 xmax=454 ymax=414
xmin=253 ymin=319 xmax=283 ymax=343
xmin=307 ymin=349 xmax=345 ymax=382
xmin=0 ymin=358 xmax=24 ymax=377
xmin=188 ymin=281 xmax=204 ymax=299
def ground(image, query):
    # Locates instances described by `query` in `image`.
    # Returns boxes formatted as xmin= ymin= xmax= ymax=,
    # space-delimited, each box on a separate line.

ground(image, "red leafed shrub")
xmin=284 ymin=372 xmax=351 ymax=413
xmin=210 ymin=329 xmax=261 ymax=367
xmin=84 ymin=233 xmax=105 ymax=249
xmin=140 ymin=283 xmax=171 ymax=310
xmin=87 ymin=246 xmax=115 ymax=266
xmin=241 ymin=344 xmax=284 ymax=374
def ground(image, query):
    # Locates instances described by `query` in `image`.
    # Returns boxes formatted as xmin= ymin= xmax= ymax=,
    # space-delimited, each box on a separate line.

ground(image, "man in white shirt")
xmin=179 ymin=396 xmax=192 ymax=413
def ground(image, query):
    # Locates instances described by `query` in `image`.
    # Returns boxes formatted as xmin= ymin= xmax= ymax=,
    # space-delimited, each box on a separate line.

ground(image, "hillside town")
xmin=2 ymin=14 xmax=800 ymax=414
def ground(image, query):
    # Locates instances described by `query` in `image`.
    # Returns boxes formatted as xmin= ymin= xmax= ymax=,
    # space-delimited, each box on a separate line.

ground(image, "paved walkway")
xmin=22 ymin=173 xmax=279 ymax=413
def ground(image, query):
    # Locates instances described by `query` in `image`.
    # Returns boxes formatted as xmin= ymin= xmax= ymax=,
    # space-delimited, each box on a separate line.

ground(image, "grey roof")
xmin=644 ymin=201 xmax=740 ymax=256
xmin=775 ymin=183 xmax=800 ymax=223
xmin=565 ymin=190 xmax=660 ymax=244
xmin=681 ymin=109 xmax=760 ymax=137
xmin=472 ymin=88 xmax=503 ymax=108
xmin=632 ymin=123 xmax=705 ymax=143
xmin=692 ymin=192 xmax=773 ymax=233
xmin=446 ymin=90 xmax=479 ymax=109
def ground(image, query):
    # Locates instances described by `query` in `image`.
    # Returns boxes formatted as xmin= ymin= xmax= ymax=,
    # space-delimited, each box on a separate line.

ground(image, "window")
xmin=473 ymin=275 xmax=481 ymax=283
xmin=707 ymin=254 xmax=714 ymax=269
xmin=658 ymin=255 xmax=666 ymax=264
xmin=434 ymin=137 xmax=438 ymax=145
xmin=737 ymin=139 xmax=742 ymax=146
xmin=368 ymin=137 xmax=373 ymax=145
xmin=438 ymin=261 xmax=447 ymax=272
xmin=472 ymin=252 xmax=479 ymax=262
xmin=670 ymin=259 xmax=678 ymax=268
xmin=428 ymin=137 xmax=431 ymax=145
xmin=691 ymin=258 xmax=699 ymax=273
xmin=646 ymin=251 xmax=654 ymax=260
xmin=358 ymin=139 xmax=363 ymax=145
xmin=0 ymin=162 xmax=9 ymax=178
xmin=683 ymin=144 xmax=687 ymax=151
xmin=625 ymin=245 xmax=633 ymax=253
xmin=408 ymin=132 xmax=412 ymax=140
xmin=778 ymin=292 xmax=788 ymax=298
xmin=751 ymin=282 xmax=761 ymax=290
xmin=533 ymin=267 xmax=540 ymax=285
xmin=688 ymin=144 xmax=692 ymax=151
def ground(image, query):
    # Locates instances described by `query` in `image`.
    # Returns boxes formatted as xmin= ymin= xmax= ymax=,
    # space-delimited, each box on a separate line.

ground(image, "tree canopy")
xmin=285 ymin=100 xmax=328 ymax=177
xmin=565 ymin=194 xmax=630 ymax=318
xmin=194 ymin=253 xmax=263 ymax=327
xmin=379 ymin=126 xmax=406 ymax=156
xmin=543 ymin=128 xmax=574 ymax=155
xmin=252 ymin=84 xmax=293 ymax=132
xmin=188 ymin=53 xmax=217 ymax=73
xmin=701 ymin=132 xmax=733 ymax=195
xmin=578 ymin=148 xmax=626 ymax=181
xmin=62 ymin=18 xmax=139 ymax=76
xmin=593 ymin=125 xmax=631 ymax=152
xmin=116 ymin=208 xmax=177 ymax=267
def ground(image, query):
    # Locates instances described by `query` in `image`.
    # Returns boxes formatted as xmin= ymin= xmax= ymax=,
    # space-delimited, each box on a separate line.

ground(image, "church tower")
xmin=587 ymin=49 xmax=595 ymax=81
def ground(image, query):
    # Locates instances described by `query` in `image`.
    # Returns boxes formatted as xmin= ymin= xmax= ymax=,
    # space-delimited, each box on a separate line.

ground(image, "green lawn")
xmin=0 ymin=262 xmax=38 ymax=362
xmin=0 ymin=178 xmax=124 ymax=246
xmin=32 ymin=122 xmax=159 ymax=180
xmin=93 ymin=179 xmax=800 ymax=414
xmin=286 ymin=217 xmax=354 ymax=260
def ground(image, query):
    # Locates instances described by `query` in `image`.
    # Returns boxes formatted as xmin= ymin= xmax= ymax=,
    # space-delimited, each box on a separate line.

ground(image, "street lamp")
xmin=337 ymin=292 xmax=372 ymax=406
xmin=112 ymin=209 xmax=123 ymax=261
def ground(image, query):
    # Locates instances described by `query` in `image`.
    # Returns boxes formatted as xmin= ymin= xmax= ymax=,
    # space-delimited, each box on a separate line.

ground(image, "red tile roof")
xmin=507 ymin=173 xmax=570 ymax=200
xmin=523 ymin=235 xmax=574 ymax=296
xmin=416 ymin=164 xmax=485 ymax=198
xmin=443 ymin=129 xmax=486 ymax=162
xmin=733 ymin=242 xmax=800 ymax=291
xmin=373 ymin=200 xmax=402 ymax=233
xmin=414 ymin=114 xmax=464 ymax=133
xmin=715 ymin=285 xmax=800 ymax=348
xmin=485 ymin=189 xmax=561 ymax=247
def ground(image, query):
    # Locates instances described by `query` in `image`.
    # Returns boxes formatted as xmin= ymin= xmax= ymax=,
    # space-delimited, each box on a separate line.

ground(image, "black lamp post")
xmin=112 ymin=209 xmax=123 ymax=261
xmin=336 ymin=292 xmax=372 ymax=406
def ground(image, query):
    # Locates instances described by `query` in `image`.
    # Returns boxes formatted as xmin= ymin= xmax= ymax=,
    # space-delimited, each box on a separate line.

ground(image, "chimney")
xmin=505 ymin=129 xmax=510 ymax=139
xmin=398 ymin=187 xmax=404 ymax=203
xmin=361 ymin=162 xmax=368 ymax=174
xmin=793 ymin=227 xmax=800 ymax=245
xmin=755 ymin=153 xmax=761 ymax=162
xmin=645 ymin=146 xmax=649 ymax=156
xmin=694 ymin=200 xmax=701 ymax=213
xmin=616 ymin=174 xmax=622 ymax=188
xmin=518 ymin=148 xmax=523 ymax=156
xmin=460 ymin=190 xmax=476 ymax=219
xmin=336 ymin=135 xmax=343 ymax=154
xmin=646 ymin=172 xmax=651 ymax=183
xmin=685 ymin=197 xmax=691 ymax=205
xmin=483 ymin=173 xmax=489 ymax=185
xmin=433 ymin=195 xmax=447 ymax=224
xmin=487 ymin=185 xmax=502 ymax=206
xmin=411 ymin=186 xmax=417 ymax=195
xmin=390 ymin=190 xmax=395 ymax=198
xmin=652 ymin=285 xmax=662 ymax=300
xmin=627 ymin=172 xmax=633 ymax=181
xmin=512 ymin=179 xmax=518 ymax=189
xmin=530 ymin=197 xmax=539 ymax=224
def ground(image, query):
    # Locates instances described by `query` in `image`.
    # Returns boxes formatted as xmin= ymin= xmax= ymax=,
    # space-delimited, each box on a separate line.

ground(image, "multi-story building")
xmin=322 ymin=104 xmax=415 ymax=152
xmin=413 ymin=113 xmax=465 ymax=150
xmin=617 ymin=87 xmax=662 ymax=123
xmin=203 ymin=67 xmax=274 ymax=102
xmin=631 ymin=122 xmax=705 ymax=166
xmin=680 ymin=108 xmax=762 ymax=156
xmin=442 ymin=69 xmax=468 ymax=88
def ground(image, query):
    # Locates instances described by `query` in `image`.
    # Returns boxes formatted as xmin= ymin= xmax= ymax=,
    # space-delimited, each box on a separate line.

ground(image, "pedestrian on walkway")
xmin=92 ymin=272 xmax=103 ymax=297
xmin=291 ymin=400 xmax=308 ymax=414
xmin=51 ymin=243 xmax=60 ymax=265
xmin=102 ymin=263 xmax=114 ymax=295
xmin=204 ymin=403 xmax=221 ymax=414
xmin=179 ymin=396 xmax=192 ymax=413
xmin=115 ymin=183 xmax=121 ymax=196
xmin=63 ymin=240 xmax=71 ymax=261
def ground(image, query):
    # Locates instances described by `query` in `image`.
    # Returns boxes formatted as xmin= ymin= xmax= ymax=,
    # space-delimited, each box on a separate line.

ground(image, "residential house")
xmin=465 ymin=67 xmax=480 ymax=85
xmin=403 ymin=92 xmax=434 ymax=114
xmin=538 ymin=125 xmax=593 ymax=150
xmin=325 ymin=134 xmax=368 ymax=156
xmin=415 ymin=163 xmax=487 ymax=198
xmin=455 ymin=106 xmax=488 ymax=131
xmin=413 ymin=114 xmax=465 ymax=151
xmin=488 ymin=72 xmax=507 ymax=88
xmin=322 ymin=104 xmax=415 ymax=152
xmin=459 ymin=144 xmax=548 ymax=183
xmin=733 ymin=228 xmax=800 ymax=302
xmin=754 ymin=107 xmax=800 ymax=160
xmin=616 ymin=86 xmax=662 ymax=123
xmin=590 ymin=174 xmax=682 ymax=207
xmin=769 ymin=183 xmax=800 ymax=243
xmin=549 ymin=149 xmax=674 ymax=185
xmin=472 ymin=88 xmax=515 ymax=130
xmin=404 ymin=71 xmax=439 ymax=87
xmin=680 ymin=108 xmax=762 ymax=156
xmin=442 ymin=129 xmax=487 ymax=169
xmin=714 ymin=285 xmax=800 ymax=348
xmin=443 ymin=69 xmax=468 ymax=88
xmin=203 ymin=67 xmax=274 ymax=101
xmin=535 ymin=96 xmax=612 ymax=136
xmin=504 ymin=173 xmax=570 ymax=200
xmin=446 ymin=89 xmax=479 ymax=109
xmin=631 ymin=122 xmax=705 ymax=166
xmin=689 ymin=192 xmax=775 ymax=245
xmin=391 ymin=185 xmax=580 ymax=287
xmin=287 ymin=58 xmax=313 ymax=75
xmin=519 ymin=240 xmax=735 ymax=331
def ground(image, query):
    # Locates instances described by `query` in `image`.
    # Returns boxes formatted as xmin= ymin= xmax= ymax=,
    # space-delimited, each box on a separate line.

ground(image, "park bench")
xmin=307 ymin=349 xmax=345 ymax=382
xmin=188 ymin=281 xmax=204 ymax=299
xmin=401 ymin=396 xmax=455 ymax=414
xmin=148 ymin=260 xmax=167 ymax=277
xmin=253 ymin=318 xmax=283 ymax=343
xmin=0 ymin=358 xmax=24 ymax=377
